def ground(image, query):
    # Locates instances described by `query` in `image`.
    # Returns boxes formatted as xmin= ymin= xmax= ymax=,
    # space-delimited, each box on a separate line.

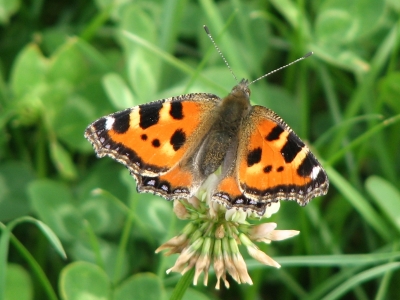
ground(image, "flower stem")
xmin=169 ymin=268 xmax=195 ymax=300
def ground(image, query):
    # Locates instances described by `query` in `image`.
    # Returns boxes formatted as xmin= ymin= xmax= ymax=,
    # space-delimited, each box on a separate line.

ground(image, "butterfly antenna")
xmin=249 ymin=52 xmax=313 ymax=85
xmin=203 ymin=25 xmax=238 ymax=83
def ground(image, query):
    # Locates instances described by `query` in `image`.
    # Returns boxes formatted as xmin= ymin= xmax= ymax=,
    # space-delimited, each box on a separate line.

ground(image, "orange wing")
xmin=85 ymin=93 xmax=220 ymax=198
xmin=213 ymin=106 xmax=328 ymax=215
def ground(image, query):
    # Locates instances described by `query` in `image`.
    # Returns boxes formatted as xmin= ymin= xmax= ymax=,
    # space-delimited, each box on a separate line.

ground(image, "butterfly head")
xmin=220 ymin=79 xmax=252 ymax=120
xmin=230 ymin=79 xmax=251 ymax=99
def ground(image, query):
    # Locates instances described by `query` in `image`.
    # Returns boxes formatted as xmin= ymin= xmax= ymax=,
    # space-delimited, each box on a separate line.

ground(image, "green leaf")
xmin=315 ymin=0 xmax=385 ymax=45
xmin=0 ymin=216 xmax=66 ymax=300
xmin=49 ymin=140 xmax=78 ymax=180
xmin=127 ymin=51 xmax=158 ymax=103
xmin=4 ymin=263 xmax=32 ymax=300
xmin=69 ymin=238 xmax=129 ymax=283
xmin=118 ymin=7 xmax=160 ymax=102
xmin=313 ymin=0 xmax=385 ymax=75
xmin=59 ymin=262 xmax=110 ymax=300
xmin=325 ymin=166 xmax=391 ymax=240
xmin=263 ymin=252 xmax=400 ymax=267
xmin=10 ymin=44 xmax=48 ymax=98
xmin=322 ymin=262 xmax=400 ymax=299
xmin=0 ymin=162 xmax=35 ymax=221
xmin=102 ymin=73 xmax=135 ymax=109
xmin=269 ymin=0 xmax=302 ymax=30
xmin=120 ymin=171 xmax=172 ymax=240
xmin=378 ymin=72 xmax=400 ymax=113
xmin=0 ymin=224 xmax=11 ymax=300
xmin=3 ymin=216 xmax=66 ymax=260
xmin=78 ymin=161 xmax=129 ymax=205
xmin=79 ymin=191 xmax=125 ymax=235
xmin=28 ymin=179 xmax=83 ymax=241
xmin=0 ymin=0 xmax=20 ymax=24
xmin=53 ymin=95 xmax=96 ymax=152
xmin=311 ymin=44 xmax=370 ymax=75
xmin=118 ymin=4 xmax=158 ymax=54
xmin=47 ymin=38 xmax=89 ymax=85
xmin=19 ymin=217 xmax=67 ymax=259
xmin=113 ymin=273 xmax=165 ymax=300
xmin=366 ymin=176 xmax=400 ymax=233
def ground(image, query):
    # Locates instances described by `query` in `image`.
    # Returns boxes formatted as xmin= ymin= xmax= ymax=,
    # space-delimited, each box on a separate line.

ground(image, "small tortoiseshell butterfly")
xmin=85 ymin=27 xmax=328 ymax=215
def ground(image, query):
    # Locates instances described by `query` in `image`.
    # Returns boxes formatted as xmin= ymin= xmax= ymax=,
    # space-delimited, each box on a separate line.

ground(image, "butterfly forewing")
xmin=85 ymin=93 xmax=221 ymax=178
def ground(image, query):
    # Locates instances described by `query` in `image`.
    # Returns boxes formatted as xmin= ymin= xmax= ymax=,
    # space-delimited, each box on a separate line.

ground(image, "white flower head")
xmin=225 ymin=209 xmax=247 ymax=223
xmin=157 ymin=173 xmax=300 ymax=288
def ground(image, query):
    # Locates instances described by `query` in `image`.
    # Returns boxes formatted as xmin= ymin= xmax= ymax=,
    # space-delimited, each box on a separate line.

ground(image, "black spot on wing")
xmin=141 ymin=134 xmax=147 ymax=140
xmin=265 ymin=125 xmax=284 ymax=141
xmin=247 ymin=148 xmax=262 ymax=167
xmin=152 ymin=139 xmax=160 ymax=147
xmin=139 ymin=101 xmax=164 ymax=129
xmin=297 ymin=153 xmax=317 ymax=177
xmin=112 ymin=109 xmax=131 ymax=134
xmin=280 ymin=132 xmax=305 ymax=163
xmin=170 ymin=129 xmax=186 ymax=151
xmin=170 ymin=102 xmax=184 ymax=119
xmin=263 ymin=165 xmax=272 ymax=173
xmin=277 ymin=166 xmax=284 ymax=172
xmin=92 ymin=118 xmax=107 ymax=133
xmin=315 ymin=169 xmax=327 ymax=185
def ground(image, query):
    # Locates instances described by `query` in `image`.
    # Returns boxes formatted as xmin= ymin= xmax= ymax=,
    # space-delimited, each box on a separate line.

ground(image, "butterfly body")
xmin=195 ymin=79 xmax=251 ymax=177
xmin=85 ymin=79 xmax=328 ymax=215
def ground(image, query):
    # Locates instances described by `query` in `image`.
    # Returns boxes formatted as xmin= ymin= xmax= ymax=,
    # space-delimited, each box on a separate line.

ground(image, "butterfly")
xmin=85 ymin=28 xmax=328 ymax=216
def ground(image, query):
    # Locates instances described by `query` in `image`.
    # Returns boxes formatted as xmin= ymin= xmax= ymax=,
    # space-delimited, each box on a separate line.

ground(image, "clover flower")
xmin=156 ymin=174 xmax=299 ymax=289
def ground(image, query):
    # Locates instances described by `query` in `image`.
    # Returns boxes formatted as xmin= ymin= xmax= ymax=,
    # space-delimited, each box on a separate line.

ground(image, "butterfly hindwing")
xmin=135 ymin=165 xmax=196 ymax=199
xmin=212 ymin=166 xmax=266 ymax=213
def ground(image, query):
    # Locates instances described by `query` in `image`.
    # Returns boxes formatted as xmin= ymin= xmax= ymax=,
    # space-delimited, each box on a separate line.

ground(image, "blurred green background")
xmin=1 ymin=0 xmax=400 ymax=299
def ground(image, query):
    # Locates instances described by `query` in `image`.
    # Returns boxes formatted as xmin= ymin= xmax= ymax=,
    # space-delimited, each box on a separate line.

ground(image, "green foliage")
xmin=59 ymin=262 xmax=111 ymax=300
xmin=4 ymin=263 xmax=33 ymax=300
xmin=0 ymin=0 xmax=399 ymax=299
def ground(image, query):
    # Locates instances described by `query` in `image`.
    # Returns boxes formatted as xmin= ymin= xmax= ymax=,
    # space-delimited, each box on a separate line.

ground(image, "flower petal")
xmin=247 ymin=245 xmax=281 ymax=268
xmin=188 ymin=196 xmax=201 ymax=210
xmin=225 ymin=209 xmax=247 ymax=223
xmin=155 ymin=234 xmax=188 ymax=253
xmin=248 ymin=222 xmax=277 ymax=240
xmin=263 ymin=201 xmax=280 ymax=218
xmin=266 ymin=230 xmax=300 ymax=241
xmin=193 ymin=237 xmax=212 ymax=285
xmin=166 ymin=238 xmax=204 ymax=274
xmin=232 ymin=253 xmax=253 ymax=285
xmin=173 ymin=200 xmax=190 ymax=219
